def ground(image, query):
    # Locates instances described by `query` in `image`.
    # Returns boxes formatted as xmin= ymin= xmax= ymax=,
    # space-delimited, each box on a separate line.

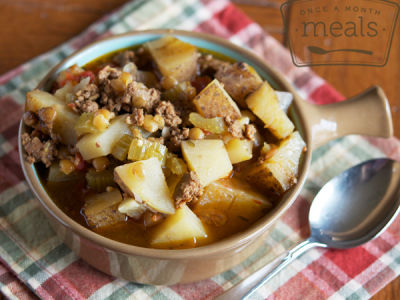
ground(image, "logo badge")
xmin=281 ymin=0 xmax=399 ymax=66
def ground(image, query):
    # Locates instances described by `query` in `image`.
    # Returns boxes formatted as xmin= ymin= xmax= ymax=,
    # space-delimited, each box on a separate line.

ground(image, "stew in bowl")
xmin=21 ymin=35 xmax=305 ymax=250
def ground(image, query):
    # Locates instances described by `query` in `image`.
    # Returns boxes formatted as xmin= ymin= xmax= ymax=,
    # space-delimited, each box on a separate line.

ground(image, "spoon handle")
xmin=215 ymin=239 xmax=325 ymax=300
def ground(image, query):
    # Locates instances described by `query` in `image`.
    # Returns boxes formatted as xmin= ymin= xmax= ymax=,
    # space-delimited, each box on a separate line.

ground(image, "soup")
xmin=21 ymin=36 xmax=305 ymax=249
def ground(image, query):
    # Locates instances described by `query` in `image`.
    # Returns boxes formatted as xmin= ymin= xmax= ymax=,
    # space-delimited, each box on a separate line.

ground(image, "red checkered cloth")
xmin=1 ymin=0 xmax=400 ymax=299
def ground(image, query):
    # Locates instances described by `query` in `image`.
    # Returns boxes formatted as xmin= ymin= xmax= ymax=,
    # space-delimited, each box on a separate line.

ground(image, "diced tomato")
xmin=79 ymin=71 xmax=95 ymax=83
xmin=74 ymin=152 xmax=86 ymax=171
xmin=59 ymin=70 xmax=95 ymax=88
xmin=191 ymin=76 xmax=212 ymax=94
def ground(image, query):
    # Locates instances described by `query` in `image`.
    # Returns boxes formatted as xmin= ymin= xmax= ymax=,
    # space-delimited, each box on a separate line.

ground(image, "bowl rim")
xmin=19 ymin=29 xmax=312 ymax=260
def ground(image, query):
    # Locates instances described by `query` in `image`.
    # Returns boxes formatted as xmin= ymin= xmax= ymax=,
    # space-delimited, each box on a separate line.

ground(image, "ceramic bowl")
xmin=19 ymin=29 xmax=393 ymax=284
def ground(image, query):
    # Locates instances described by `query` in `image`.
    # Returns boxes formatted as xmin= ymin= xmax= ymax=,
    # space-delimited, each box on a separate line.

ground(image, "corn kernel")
xmin=161 ymin=76 xmax=178 ymax=90
xmin=96 ymin=109 xmax=112 ymax=121
xmin=92 ymin=156 xmax=110 ymax=172
xmin=189 ymin=127 xmax=204 ymax=140
xmin=153 ymin=114 xmax=165 ymax=128
xmin=92 ymin=114 xmax=109 ymax=131
xmin=59 ymin=159 xmax=75 ymax=175
xmin=120 ymin=72 xmax=133 ymax=86
xmin=111 ymin=78 xmax=125 ymax=93
xmin=130 ymin=127 xmax=143 ymax=138
xmin=132 ymin=96 xmax=147 ymax=108
xmin=143 ymin=115 xmax=159 ymax=133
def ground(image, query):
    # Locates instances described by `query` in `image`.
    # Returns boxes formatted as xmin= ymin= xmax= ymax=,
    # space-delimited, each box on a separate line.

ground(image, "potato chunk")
xmin=83 ymin=189 xmax=125 ymax=228
xmin=225 ymin=138 xmax=253 ymax=164
xmin=145 ymin=36 xmax=198 ymax=82
xmin=118 ymin=197 xmax=146 ymax=219
xmin=114 ymin=157 xmax=175 ymax=214
xmin=215 ymin=62 xmax=263 ymax=107
xmin=26 ymin=90 xmax=79 ymax=145
xmin=193 ymin=79 xmax=241 ymax=119
xmin=246 ymin=82 xmax=294 ymax=139
xmin=76 ymin=115 xmax=130 ymax=160
xmin=275 ymin=91 xmax=293 ymax=113
xmin=193 ymin=178 xmax=272 ymax=230
xmin=151 ymin=204 xmax=207 ymax=247
xmin=181 ymin=140 xmax=232 ymax=186
xmin=245 ymin=131 xmax=306 ymax=195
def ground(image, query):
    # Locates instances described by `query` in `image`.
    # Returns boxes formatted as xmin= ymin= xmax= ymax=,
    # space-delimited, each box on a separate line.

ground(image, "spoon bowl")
xmin=310 ymin=158 xmax=400 ymax=248
xmin=217 ymin=158 xmax=400 ymax=299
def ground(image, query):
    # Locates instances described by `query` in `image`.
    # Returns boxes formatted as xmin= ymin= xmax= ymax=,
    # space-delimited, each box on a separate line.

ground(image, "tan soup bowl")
xmin=19 ymin=29 xmax=393 ymax=285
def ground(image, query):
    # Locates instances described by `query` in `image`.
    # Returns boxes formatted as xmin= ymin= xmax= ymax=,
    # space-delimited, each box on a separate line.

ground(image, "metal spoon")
xmin=217 ymin=158 xmax=400 ymax=300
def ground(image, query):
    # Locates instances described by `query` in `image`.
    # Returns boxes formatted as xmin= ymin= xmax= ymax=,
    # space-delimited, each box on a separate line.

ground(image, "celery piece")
xmin=189 ymin=112 xmax=226 ymax=134
xmin=111 ymin=134 xmax=133 ymax=161
xmin=47 ymin=163 xmax=83 ymax=183
xmin=74 ymin=113 xmax=98 ymax=137
xmin=165 ymin=153 xmax=187 ymax=175
xmin=127 ymin=138 xmax=168 ymax=164
xmin=85 ymin=168 xmax=115 ymax=192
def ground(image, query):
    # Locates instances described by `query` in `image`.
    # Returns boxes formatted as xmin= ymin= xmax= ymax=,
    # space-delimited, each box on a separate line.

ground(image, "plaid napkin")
xmin=1 ymin=0 xmax=400 ymax=299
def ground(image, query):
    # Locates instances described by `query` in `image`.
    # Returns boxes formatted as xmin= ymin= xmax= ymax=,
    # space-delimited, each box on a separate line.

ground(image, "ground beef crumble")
xmin=71 ymin=83 xmax=100 ymax=113
xmin=23 ymin=111 xmax=38 ymax=127
xmin=173 ymin=171 xmax=202 ymax=208
xmin=121 ymin=81 xmax=160 ymax=113
xmin=244 ymin=124 xmax=257 ymax=140
xmin=125 ymin=108 xmax=144 ymax=126
xmin=165 ymin=127 xmax=189 ymax=152
xmin=96 ymin=65 xmax=126 ymax=112
xmin=112 ymin=50 xmax=135 ymax=67
xmin=155 ymin=101 xmax=182 ymax=127
xmin=21 ymin=133 xmax=58 ymax=167
xmin=98 ymin=66 xmax=121 ymax=83
xmin=198 ymin=54 xmax=229 ymax=76
xmin=224 ymin=116 xmax=243 ymax=138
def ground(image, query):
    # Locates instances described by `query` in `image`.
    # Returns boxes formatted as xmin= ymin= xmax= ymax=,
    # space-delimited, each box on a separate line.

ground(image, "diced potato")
xmin=193 ymin=178 xmax=272 ymax=230
xmin=245 ymin=131 xmax=306 ymax=195
xmin=54 ymin=81 xmax=74 ymax=102
xmin=25 ymin=90 xmax=79 ymax=145
xmin=145 ymin=36 xmax=198 ymax=82
xmin=275 ymin=91 xmax=293 ymax=113
xmin=82 ymin=189 xmax=125 ymax=228
xmin=215 ymin=62 xmax=263 ymax=107
xmin=76 ymin=115 xmax=130 ymax=160
xmin=114 ymin=157 xmax=175 ymax=214
xmin=181 ymin=140 xmax=232 ymax=186
xmin=246 ymin=82 xmax=294 ymax=139
xmin=151 ymin=204 xmax=207 ymax=247
xmin=193 ymin=79 xmax=241 ymax=119
xmin=225 ymin=138 xmax=253 ymax=164
xmin=118 ymin=197 xmax=146 ymax=219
